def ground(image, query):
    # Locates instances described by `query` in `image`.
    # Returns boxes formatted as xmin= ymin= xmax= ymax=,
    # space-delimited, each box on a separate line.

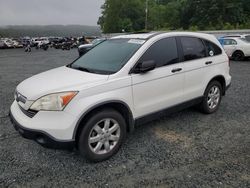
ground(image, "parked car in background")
xmin=78 ymin=38 xmax=106 ymax=56
xmin=219 ymin=37 xmax=250 ymax=60
xmin=3 ymin=39 xmax=15 ymax=48
xmin=0 ymin=40 xmax=7 ymax=49
xmin=52 ymin=37 xmax=76 ymax=50
xmin=12 ymin=39 xmax=23 ymax=48
xmin=48 ymin=37 xmax=61 ymax=44
xmin=10 ymin=32 xmax=231 ymax=162
xmin=21 ymin=37 xmax=32 ymax=47
xmin=33 ymin=37 xmax=50 ymax=47
xmin=61 ymin=41 xmax=72 ymax=50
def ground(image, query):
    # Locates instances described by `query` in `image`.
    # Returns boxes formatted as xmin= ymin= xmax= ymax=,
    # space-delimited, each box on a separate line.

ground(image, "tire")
xmin=232 ymin=51 xmax=244 ymax=61
xmin=200 ymin=81 xmax=222 ymax=114
xmin=78 ymin=109 xmax=126 ymax=162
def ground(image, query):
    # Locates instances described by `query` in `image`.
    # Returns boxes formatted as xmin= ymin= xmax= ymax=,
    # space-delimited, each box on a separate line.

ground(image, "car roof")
xmin=223 ymin=34 xmax=250 ymax=38
xmin=111 ymin=32 xmax=159 ymax=40
xmin=222 ymin=37 xmax=240 ymax=40
xmin=111 ymin=31 xmax=215 ymax=40
xmin=222 ymin=35 xmax=242 ymax=38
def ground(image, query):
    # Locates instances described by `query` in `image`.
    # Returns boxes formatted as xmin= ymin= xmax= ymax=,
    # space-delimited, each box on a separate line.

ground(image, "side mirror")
xmin=133 ymin=60 xmax=156 ymax=73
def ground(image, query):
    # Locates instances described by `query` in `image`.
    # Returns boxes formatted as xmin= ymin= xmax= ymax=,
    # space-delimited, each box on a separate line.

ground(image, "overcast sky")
xmin=0 ymin=0 xmax=105 ymax=26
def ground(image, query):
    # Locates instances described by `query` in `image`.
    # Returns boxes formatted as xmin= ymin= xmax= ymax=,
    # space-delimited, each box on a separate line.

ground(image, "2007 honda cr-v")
xmin=10 ymin=32 xmax=231 ymax=162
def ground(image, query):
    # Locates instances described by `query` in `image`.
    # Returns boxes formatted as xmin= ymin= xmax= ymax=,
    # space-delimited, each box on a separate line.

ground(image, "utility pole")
xmin=145 ymin=0 xmax=148 ymax=31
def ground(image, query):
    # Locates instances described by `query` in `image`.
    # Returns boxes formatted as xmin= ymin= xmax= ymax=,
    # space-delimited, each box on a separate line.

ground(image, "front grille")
xmin=18 ymin=105 xmax=37 ymax=118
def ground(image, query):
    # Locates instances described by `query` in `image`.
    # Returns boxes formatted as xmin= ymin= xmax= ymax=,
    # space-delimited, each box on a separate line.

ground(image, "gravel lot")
xmin=0 ymin=48 xmax=249 ymax=188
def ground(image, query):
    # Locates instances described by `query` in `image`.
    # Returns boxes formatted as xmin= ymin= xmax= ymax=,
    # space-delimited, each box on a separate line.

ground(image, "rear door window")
xmin=180 ymin=37 xmax=206 ymax=61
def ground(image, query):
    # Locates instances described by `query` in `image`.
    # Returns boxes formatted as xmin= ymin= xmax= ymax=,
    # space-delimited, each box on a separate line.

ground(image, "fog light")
xmin=36 ymin=136 xmax=46 ymax=144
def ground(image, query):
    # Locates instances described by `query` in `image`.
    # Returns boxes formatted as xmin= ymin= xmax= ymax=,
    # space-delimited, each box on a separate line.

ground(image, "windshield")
xmin=70 ymin=39 xmax=144 ymax=74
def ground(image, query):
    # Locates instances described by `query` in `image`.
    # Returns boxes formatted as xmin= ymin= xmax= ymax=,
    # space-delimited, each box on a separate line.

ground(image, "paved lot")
xmin=0 ymin=48 xmax=249 ymax=187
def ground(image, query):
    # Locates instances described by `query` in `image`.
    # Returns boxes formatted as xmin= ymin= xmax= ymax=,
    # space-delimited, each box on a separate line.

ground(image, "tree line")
xmin=98 ymin=0 xmax=250 ymax=33
xmin=0 ymin=25 xmax=101 ymax=38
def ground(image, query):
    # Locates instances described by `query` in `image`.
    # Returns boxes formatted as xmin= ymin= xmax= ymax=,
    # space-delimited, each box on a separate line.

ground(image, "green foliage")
xmin=98 ymin=0 xmax=250 ymax=32
xmin=223 ymin=22 xmax=234 ymax=30
xmin=189 ymin=25 xmax=199 ymax=31
xmin=98 ymin=0 xmax=145 ymax=33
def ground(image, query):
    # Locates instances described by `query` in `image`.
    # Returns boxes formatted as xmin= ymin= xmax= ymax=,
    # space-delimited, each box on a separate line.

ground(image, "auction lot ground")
xmin=0 ymin=48 xmax=249 ymax=187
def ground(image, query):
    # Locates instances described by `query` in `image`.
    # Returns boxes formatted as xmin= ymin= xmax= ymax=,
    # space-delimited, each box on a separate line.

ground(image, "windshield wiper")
xmin=69 ymin=65 xmax=115 ymax=75
xmin=71 ymin=66 xmax=94 ymax=73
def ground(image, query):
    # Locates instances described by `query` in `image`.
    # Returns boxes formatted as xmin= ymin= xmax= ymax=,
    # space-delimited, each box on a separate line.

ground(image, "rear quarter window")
xmin=203 ymin=40 xmax=222 ymax=56
xmin=223 ymin=39 xmax=237 ymax=45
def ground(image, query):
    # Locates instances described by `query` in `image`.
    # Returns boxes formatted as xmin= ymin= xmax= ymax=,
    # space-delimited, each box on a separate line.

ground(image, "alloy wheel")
xmin=207 ymin=86 xmax=221 ymax=109
xmin=88 ymin=118 xmax=120 ymax=155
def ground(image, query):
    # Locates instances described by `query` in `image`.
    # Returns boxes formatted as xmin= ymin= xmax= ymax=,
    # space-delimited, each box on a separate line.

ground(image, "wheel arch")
xmin=205 ymin=75 xmax=226 ymax=96
xmin=73 ymin=100 xmax=135 ymax=144
xmin=232 ymin=49 xmax=245 ymax=57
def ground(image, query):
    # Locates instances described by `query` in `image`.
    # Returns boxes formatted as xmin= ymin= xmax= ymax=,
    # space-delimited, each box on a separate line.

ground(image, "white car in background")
xmin=221 ymin=37 xmax=250 ymax=60
xmin=33 ymin=37 xmax=50 ymax=47
xmin=3 ymin=39 xmax=14 ymax=48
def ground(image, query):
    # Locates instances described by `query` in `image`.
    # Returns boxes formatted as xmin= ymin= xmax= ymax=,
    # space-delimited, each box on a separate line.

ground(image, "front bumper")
xmin=9 ymin=110 xmax=75 ymax=150
xmin=9 ymin=101 xmax=76 ymax=149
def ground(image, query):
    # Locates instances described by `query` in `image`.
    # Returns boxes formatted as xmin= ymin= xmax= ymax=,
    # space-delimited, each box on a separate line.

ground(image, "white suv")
xmin=10 ymin=32 xmax=231 ymax=162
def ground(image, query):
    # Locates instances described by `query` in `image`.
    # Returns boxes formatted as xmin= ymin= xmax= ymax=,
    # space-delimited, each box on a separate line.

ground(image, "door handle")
xmin=205 ymin=61 xmax=213 ymax=65
xmin=171 ymin=68 xmax=182 ymax=73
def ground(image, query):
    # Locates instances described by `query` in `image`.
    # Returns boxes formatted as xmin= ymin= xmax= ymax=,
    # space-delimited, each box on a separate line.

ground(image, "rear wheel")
xmin=78 ymin=109 xmax=126 ymax=162
xmin=232 ymin=51 xmax=244 ymax=61
xmin=200 ymin=81 xmax=222 ymax=114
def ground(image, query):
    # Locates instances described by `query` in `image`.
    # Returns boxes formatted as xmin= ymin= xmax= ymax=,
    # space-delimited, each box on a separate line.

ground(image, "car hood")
xmin=17 ymin=66 xmax=109 ymax=100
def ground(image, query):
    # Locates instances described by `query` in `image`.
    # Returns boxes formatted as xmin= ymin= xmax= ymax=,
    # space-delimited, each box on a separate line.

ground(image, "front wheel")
xmin=78 ymin=109 xmax=126 ymax=162
xmin=200 ymin=81 xmax=222 ymax=114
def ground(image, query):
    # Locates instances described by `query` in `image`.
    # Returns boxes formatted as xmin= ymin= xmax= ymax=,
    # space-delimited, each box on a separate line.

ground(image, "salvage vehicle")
xmin=10 ymin=32 xmax=231 ymax=162
xmin=0 ymin=40 xmax=8 ymax=49
xmin=221 ymin=37 xmax=250 ymax=61
xmin=33 ymin=37 xmax=50 ymax=47
xmin=3 ymin=39 xmax=14 ymax=48
xmin=12 ymin=39 xmax=23 ymax=48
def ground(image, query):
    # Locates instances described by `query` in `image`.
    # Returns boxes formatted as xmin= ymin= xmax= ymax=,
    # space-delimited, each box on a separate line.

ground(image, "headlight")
xmin=30 ymin=91 xmax=78 ymax=111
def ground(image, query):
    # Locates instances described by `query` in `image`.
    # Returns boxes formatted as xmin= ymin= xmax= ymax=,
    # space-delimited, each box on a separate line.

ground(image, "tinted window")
xmin=203 ymin=40 xmax=222 ymax=56
xmin=139 ymin=37 xmax=179 ymax=67
xmin=223 ymin=39 xmax=237 ymax=45
xmin=180 ymin=37 xmax=206 ymax=61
